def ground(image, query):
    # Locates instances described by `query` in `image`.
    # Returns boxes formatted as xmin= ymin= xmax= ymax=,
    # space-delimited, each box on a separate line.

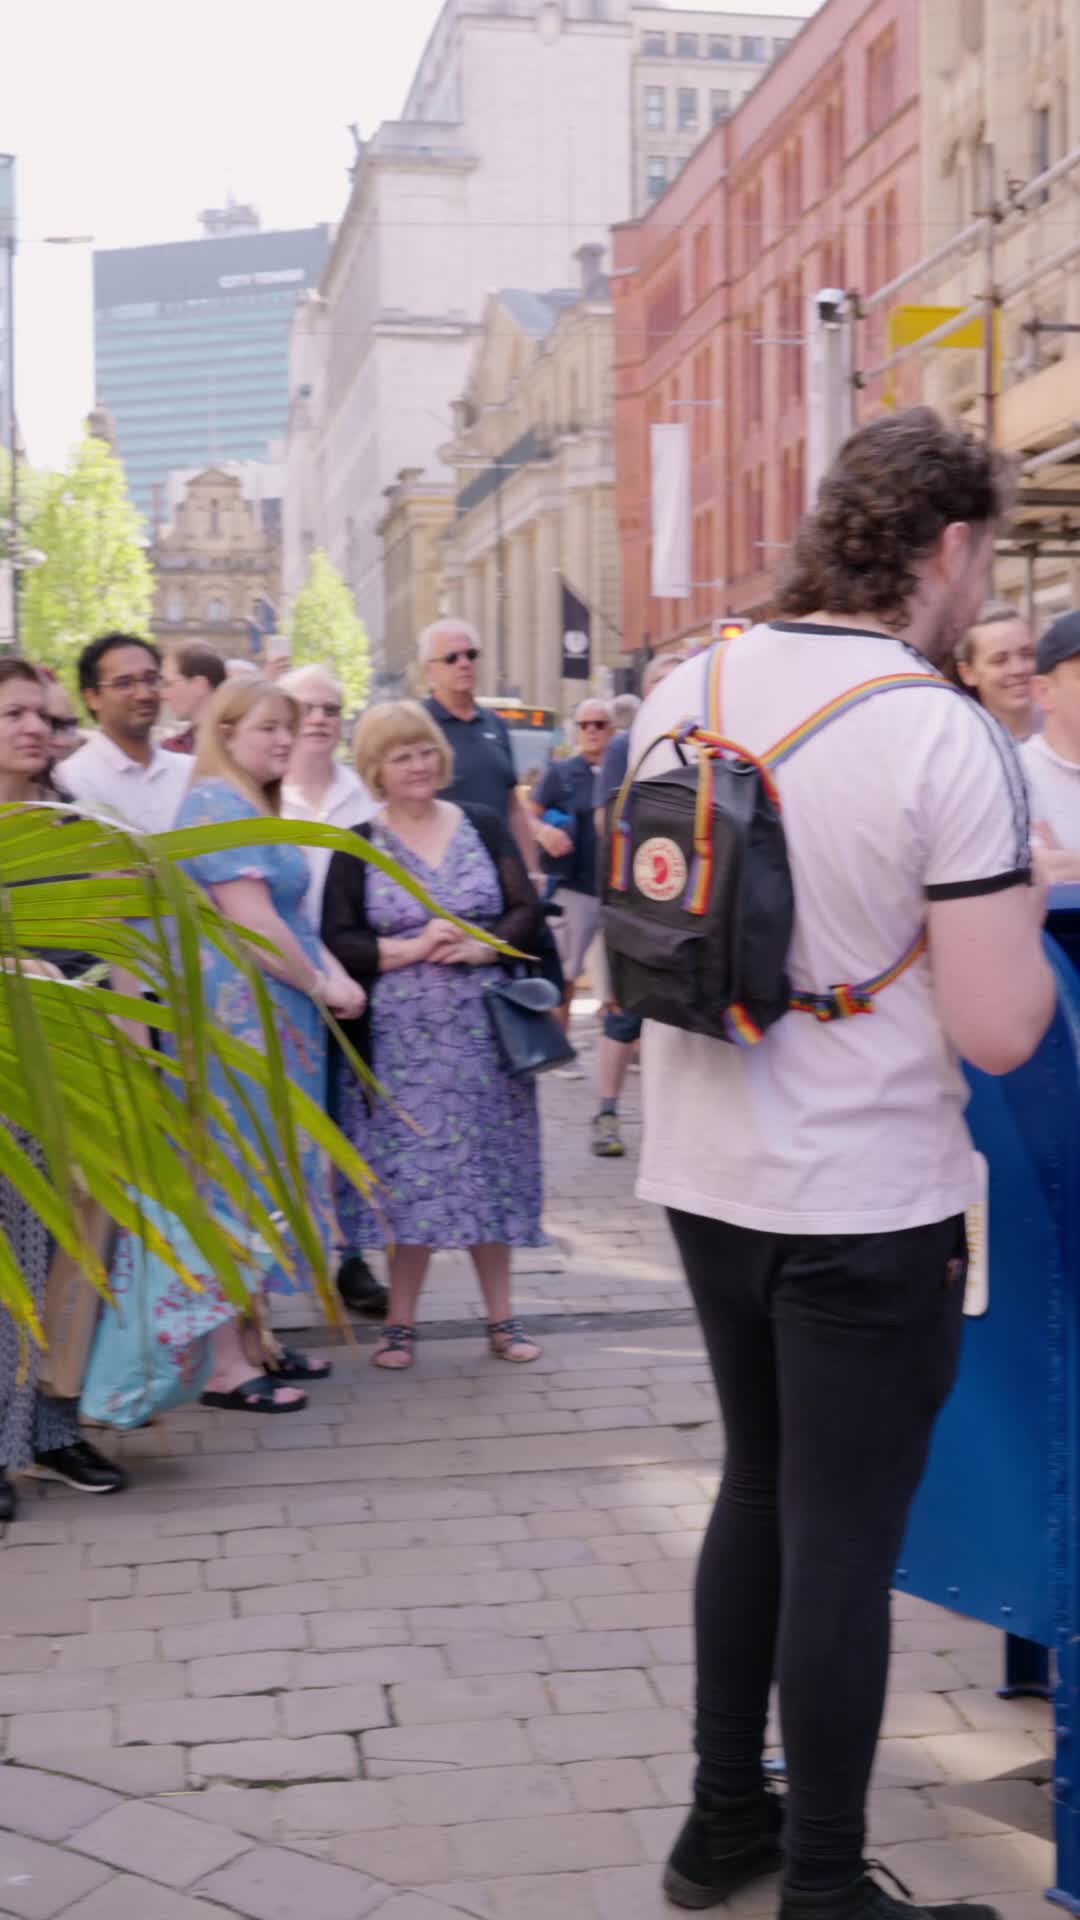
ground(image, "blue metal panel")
xmin=898 ymin=912 xmax=1080 ymax=1913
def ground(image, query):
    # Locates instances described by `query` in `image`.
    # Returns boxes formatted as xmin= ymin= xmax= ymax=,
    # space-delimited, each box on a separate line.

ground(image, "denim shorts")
xmin=604 ymin=1005 xmax=642 ymax=1045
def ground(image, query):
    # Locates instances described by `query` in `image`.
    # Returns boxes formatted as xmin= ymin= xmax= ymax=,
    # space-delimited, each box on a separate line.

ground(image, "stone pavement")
xmin=0 ymin=1026 xmax=1058 ymax=1919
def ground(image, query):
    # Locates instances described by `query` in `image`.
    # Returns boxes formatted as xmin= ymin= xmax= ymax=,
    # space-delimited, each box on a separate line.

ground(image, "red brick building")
xmin=613 ymin=0 xmax=921 ymax=654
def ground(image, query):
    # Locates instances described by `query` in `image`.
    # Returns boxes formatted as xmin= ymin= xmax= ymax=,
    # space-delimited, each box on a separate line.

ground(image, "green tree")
xmin=20 ymin=431 xmax=153 ymax=680
xmin=287 ymin=549 xmax=371 ymax=711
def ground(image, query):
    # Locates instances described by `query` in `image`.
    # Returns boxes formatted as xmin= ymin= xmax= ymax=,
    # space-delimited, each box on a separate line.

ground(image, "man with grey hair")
xmin=532 ymin=695 xmax=615 ymax=1026
xmin=953 ymin=599 xmax=1037 ymax=741
xmin=421 ymin=618 xmax=535 ymax=867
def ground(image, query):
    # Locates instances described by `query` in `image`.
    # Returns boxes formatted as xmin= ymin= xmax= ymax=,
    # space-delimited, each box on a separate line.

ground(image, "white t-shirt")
xmin=282 ymin=764 xmax=373 ymax=928
xmin=631 ymin=623 xmax=1031 ymax=1236
xmin=1019 ymin=733 xmax=1080 ymax=852
xmin=57 ymin=732 xmax=191 ymax=834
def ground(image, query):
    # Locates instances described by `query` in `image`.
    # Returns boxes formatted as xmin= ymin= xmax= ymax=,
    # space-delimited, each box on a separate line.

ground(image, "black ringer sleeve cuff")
xmin=925 ymin=867 xmax=1032 ymax=901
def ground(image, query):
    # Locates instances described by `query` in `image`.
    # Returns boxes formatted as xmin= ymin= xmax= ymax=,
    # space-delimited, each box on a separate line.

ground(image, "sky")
xmin=3 ymin=0 xmax=820 ymax=470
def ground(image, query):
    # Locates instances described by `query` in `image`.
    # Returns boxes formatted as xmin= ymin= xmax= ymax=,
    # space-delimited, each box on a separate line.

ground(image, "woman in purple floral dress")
xmin=322 ymin=701 xmax=545 ymax=1371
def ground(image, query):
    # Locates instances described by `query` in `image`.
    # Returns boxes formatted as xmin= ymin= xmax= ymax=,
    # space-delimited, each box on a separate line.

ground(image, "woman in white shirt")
xmin=281 ymin=666 xmax=373 ymax=928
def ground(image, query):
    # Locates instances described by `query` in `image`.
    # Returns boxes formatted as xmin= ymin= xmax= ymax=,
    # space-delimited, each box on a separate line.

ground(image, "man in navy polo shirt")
xmin=420 ymin=619 xmax=535 ymax=868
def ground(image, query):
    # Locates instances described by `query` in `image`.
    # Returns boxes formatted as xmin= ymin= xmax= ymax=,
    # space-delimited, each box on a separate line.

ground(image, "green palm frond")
xmin=0 ymin=802 xmax=513 ymax=1345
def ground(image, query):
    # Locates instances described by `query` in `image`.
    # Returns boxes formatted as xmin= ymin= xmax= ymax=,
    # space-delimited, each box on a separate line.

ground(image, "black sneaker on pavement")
xmin=337 ymin=1254 xmax=389 ymax=1319
xmin=31 ymin=1439 xmax=128 ymax=1495
xmin=0 ymin=1471 xmax=16 ymax=1522
xmin=663 ymin=1789 xmax=784 ymax=1908
xmin=779 ymin=1865 xmax=1001 ymax=1920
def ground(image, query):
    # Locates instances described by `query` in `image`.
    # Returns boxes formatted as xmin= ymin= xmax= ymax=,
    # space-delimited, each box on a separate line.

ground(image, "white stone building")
xmin=284 ymin=0 xmax=808 ymax=676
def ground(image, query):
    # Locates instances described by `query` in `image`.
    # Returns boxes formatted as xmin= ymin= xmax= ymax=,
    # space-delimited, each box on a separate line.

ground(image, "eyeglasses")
xmin=97 ymin=671 xmax=162 ymax=694
xmin=434 ymin=648 xmax=480 ymax=666
xmin=49 ymin=717 xmax=79 ymax=734
xmin=300 ymin=701 xmax=343 ymax=718
xmin=579 ymin=719 xmax=611 ymax=732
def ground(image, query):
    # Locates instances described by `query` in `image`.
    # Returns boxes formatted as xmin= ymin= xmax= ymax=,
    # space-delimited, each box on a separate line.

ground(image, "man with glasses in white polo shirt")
xmin=58 ymin=633 xmax=191 ymax=833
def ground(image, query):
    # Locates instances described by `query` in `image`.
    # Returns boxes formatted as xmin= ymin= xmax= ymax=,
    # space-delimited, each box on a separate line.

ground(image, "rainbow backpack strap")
xmin=764 ymin=673 xmax=961 ymax=1023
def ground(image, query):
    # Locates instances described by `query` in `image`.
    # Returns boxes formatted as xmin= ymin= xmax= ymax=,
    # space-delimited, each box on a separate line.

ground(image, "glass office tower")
xmin=94 ymin=214 xmax=329 ymax=521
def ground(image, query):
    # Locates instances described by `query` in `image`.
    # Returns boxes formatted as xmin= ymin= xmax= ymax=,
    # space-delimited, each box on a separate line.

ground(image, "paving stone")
xmin=0 ymin=1642 xmax=51 ymax=1675
xmin=0 ymin=1767 xmax=118 ymax=1843
xmin=646 ymin=1751 xmax=694 ymax=1805
xmin=0 ymin=1584 xmax=89 ymax=1637
xmin=322 ymin=1826 xmax=457 ymax=1885
xmin=275 ymin=1780 xmax=396 ymax=1836
xmin=376 ymin=1896 xmax=487 ymax=1920
xmin=0 ymin=1672 xmax=107 ymax=1715
xmin=160 ymin=1614 xmax=309 ymax=1661
xmin=544 ymin=1564 xmax=636 ymax=1599
xmin=575 ymin=1592 xmax=689 ymax=1631
xmin=191 ymin=1735 xmax=359 ymax=1784
xmin=528 ymin=1708 xmax=687 ymax=1763
xmin=89 ymin=1592 xmax=230 ymax=1633
xmin=546 ymin=1631 xmax=651 ymax=1671
xmin=308 ymin=1609 xmax=410 ymax=1651
xmin=393 ymin=1762 xmax=574 ymax=1827
xmin=159 ymin=1504 xmax=285 ymax=1537
xmin=867 ymin=1789 xmax=948 ymax=1845
xmin=69 ymin=1799 xmax=250 ymax=1886
xmin=155 ymin=1788 xmax=279 ymax=1840
xmin=292 ymin=1646 xmax=445 ymax=1689
xmin=881 ymin=1692 xmax=966 ymax=1738
xmin=947 ymin=1688 xmax=1054 ymax=1735
xmin=88 ymin=1535 xmax=219 ymax=1567
xmin=60 ymin=1874 xmax=238 ymax=1918
xmin=55 ymin=1632 xmax=156 ymax=1672
xmin=879 ymin=1833 xmax=1056 ymax=1899
xmin=189 ymin=1653 xmax=293 ymax=1697
xmin=198 ymin=1843 xmax=385 ymax=1918
xmin=0 ymin=1831 xmax=110 ymax=1919
xmin=929 ymin=1780 xmax=1055 ymax=1841
xmin=280 ymin=1684 xmax=388 ymax=1738
xmin=222 ymin=1529 xmax=310 ymax=1557
xmin=239 ymin=1581 xmax=334 ymax=1616
xmin=444 ymin=1636 xmax=552 ymax=1677
xmin=135 ymin=1562 xmax=202 ymax=1596
xmin=450 ymin=1810 xmax=641 ymax=1876
xmin=204 ymin=1556 xmax=299 ymax=1591
xmin=630 ymin=1802 xmax=685 ymax=1862
xmin=21 ymin=1746 xmax=187 ymax=1795
xmin=917 ymin=1731 xmax=1050 ymax=1783
xmin=6 ymin=1711 xmax=113 ymax=1759
xmin=548 ymin=1669 xmax=656 ymax=1715
xmin=363 ymin=1720 xmax=533 ymax=1774
xmin=567 ymin=1757 xmax=665 ymax=1812
xmin=389 ymin=1673 xmax=549 ymax=1724
xmin=116 ymin=1694 xmax=278 ymax=1746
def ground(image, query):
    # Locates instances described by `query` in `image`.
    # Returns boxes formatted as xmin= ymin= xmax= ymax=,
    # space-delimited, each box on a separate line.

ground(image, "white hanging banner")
xmin=650 ymin=423 xmax=691 ymax=599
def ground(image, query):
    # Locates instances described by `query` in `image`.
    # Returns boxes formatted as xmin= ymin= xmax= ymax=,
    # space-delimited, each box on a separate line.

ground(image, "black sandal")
xmin=372 ymin=1325 xmax=417 ymax=1371
xmin=267 ymin=1346 xmax=332 ymax=1382
xmin=200 ymin=1375 xmax=309 ymax=1414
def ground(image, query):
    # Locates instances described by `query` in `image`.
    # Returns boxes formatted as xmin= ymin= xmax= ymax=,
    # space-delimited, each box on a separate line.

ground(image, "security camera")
xmin=815 ymin=288 xmax=847 ymax=325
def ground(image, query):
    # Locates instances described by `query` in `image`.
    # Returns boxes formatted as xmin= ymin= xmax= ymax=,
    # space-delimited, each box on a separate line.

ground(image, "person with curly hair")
xmin=632 ymin=408 xmax=1056 ymax=1920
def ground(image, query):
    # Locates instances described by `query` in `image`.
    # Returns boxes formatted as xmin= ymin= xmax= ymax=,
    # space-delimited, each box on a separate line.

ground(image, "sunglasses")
xmin=435 ymin=648 xmax=480 ymax=666
xmin=49 ymin=717 xmax=79 ymax=734
xmin=579 ymin=719 xmax=611 ymax=732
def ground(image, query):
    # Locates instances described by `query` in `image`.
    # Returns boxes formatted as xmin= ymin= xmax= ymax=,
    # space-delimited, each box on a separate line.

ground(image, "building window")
xmin=206 ymin=597 xmax=228 ymax=623
xmin=709 ymin=34 xmax=731 ymax=60
xmin=166 ymin=592 xmax=184 ymax=623
xmin=692 ymin=225 xmax=711 ymax=303
xmin=644 ymin=86 xmax=665 ymax=129
xmin=646 ymin=155 xmax=668 ymax=200
xmin=678 ymin=87 xmax=699 ymax=131
xmin=711 ymin=89 xmax=730 ymax=125
xmin=676 ymin=32 xmax=699 ymax=58
xmin=780 ymin=139 xmax=803 ymax=223
xmin=774 ymin=38 xmax=791 ymax=57
xmin=642 ymin=30 xmax=665 ymax=55
xmin=692 ymin=346 xmax=712 ymax=458
xmin=884 ymin=189 xmax=899 ymax=285
xmin=209 ymin=498 xmax=220 ymax=537
xmin=741 ymin=35 xmax=766 ymax=61
xmin=822 ymin=97 xmax=844 ymax=186
xmin=866 ymin=26 xmax=897 ymax=133
xmin=742 ymin=182 xmax=763 ymax=271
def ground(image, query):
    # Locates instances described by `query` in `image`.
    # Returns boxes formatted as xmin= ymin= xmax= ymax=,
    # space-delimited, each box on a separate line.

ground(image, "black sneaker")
xmin=337 ymin=1254 xmax=389 ymax=1320
xmin=780 ymin=1865 xmax=1001 ymax=1920
xmin=31 ymin=1439 xmax=128 ymax=1495
xmin=664 ymin=1788 xmax=784 ymax=1908
xmin=0 ymin=1472 xmax=16 ymax=1523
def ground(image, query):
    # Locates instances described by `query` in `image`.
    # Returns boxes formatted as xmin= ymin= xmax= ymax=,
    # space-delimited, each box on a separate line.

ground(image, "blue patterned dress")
xmin=335 ymin=814 xmax=543 ymax=1250
xmin=178 ymin=778 xmax=335 ymax=1294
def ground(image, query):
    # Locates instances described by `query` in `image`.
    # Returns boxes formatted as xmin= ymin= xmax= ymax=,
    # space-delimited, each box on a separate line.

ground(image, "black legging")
xmin=668 ymin=1207 xmax=967 ymax=1891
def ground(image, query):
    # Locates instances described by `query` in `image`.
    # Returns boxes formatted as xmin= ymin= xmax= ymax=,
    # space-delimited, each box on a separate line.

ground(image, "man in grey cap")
xmin=1021 ymin=610 xmax=1080 ymax=878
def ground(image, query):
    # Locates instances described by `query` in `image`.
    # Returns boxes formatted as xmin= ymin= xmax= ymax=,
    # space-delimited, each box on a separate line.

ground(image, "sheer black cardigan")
xmin=320 ymin=802 xmax=543 ymax=1074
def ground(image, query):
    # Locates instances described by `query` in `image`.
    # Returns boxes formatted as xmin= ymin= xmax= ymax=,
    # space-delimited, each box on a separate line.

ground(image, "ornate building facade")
xmin=149 ymin=466 xmax=281 ymax=657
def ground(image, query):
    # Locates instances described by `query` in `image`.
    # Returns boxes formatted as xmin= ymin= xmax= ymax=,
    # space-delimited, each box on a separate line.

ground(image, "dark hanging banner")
xmin=561 ymin=579 xmax=592 ymax=681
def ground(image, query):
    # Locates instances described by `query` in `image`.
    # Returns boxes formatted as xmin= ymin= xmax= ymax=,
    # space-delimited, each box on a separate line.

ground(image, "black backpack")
xmin=602 ymin=642 xmax=959 ymax=1047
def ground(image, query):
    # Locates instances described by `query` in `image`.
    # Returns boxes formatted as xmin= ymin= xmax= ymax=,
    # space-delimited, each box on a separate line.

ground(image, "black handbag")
xmin=484 ymin=975 xmax=577 ymax=1078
